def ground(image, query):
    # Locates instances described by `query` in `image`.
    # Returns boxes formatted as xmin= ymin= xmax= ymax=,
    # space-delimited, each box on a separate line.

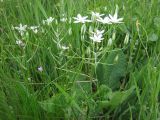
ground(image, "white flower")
xmin=90 ymin=29 xmax=105 ymax=43
xmin=46 ymin=17 xmax=54 ymax=24
xmin=90 ymin=34 xmax=104 ymax=43
xmin=15 ymin=24 xmax=27 ymax=32
xmin=16 ymin=40 xmax=22 ymax=45
xmin=94 ymin=29 xmax=105 ymax=36
xmin=43 ymin=17 xmax=54 ymax=25
xmin=30 ymin=26 xmax=38 ymax=29
xmin=16 ymin=40 xmax=25 ymax=47
xmin=38 ymin=66 xmax=43 ymax=72
xmin=91 ymin=12 xmax=104 ymax=21
xmin=97 ymin=16 xmax=112 ymax=24
xmin=30 ymin=26 xmax=39 ymax=34
xmin=90 ymin=29 xmax=104 ymax=36
xmin=61 ymin=45 xmax=69 ymax=50
xmin=73 ymin=14 xmax=91 ymax=23
xmin=14 ymin=24 xmax=27 ymax=36
xmin=109 ymin=5 xmax=123 ymax=24
xmin=60 ymin=17 xmax=67 ymax=22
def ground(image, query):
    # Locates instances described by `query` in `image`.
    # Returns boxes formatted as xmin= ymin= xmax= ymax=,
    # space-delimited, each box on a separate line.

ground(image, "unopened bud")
xmin=124 ymin=33 xmax=129 ymax=44
xmin=107 ymin=38 xmax=112 ymax=46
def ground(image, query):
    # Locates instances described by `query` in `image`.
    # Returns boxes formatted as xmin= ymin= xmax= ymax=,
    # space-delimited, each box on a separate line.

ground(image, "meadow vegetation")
xmin=0 ymin=0 xmax=160 ymax=119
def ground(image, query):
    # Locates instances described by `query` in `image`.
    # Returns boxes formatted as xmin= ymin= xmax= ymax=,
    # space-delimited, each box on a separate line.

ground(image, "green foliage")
xmin=0 ymin=0 xmax=160 ymax=119
xmin=97 ymin=49 xmax=127 ymax=89
xmin=0 ymin=91 xmax=15 ymax=120
xmin=97 ymin=86 xmax=135 ymax=110
xmin=148 ymin=33 xmax=158 ymax=42
xmin=39 ymin=94 xmax=67 ymax=117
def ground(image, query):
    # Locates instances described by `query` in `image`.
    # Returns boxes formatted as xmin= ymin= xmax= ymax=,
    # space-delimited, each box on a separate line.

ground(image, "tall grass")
xmin=0 ymin=0 xmax=160 ymax=119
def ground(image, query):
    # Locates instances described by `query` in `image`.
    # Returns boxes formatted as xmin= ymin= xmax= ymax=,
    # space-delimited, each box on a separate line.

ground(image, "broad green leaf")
xmin=96 ymin=49 xmax=127 ymax=89
xmin=98 ymin=87 xmax=135 ymax=109
xmin=94 ymin=85 xmax=112 ymax=100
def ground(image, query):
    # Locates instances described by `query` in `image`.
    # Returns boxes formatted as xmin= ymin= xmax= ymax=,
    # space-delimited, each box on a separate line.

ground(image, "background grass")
xmin=0 ymin=0 xmax=160 ymax=119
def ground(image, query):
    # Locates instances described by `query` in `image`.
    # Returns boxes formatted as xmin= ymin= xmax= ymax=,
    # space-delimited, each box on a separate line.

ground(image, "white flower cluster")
xmin=73 ymin=5 xmax=123 ymax=43
xmin=14 ymin=24 xmax=40 ymax=36
xmin=12 ymin=6 xmax=126 ymax=76
xmin=73 ymin=5 xmax=123 ymax=24
xmin=13 ymin=16 xmax=66 ymax=37
xmin=13 ymin=17 xmax=55 ymax=37
xmin=13 ymin=5 xmax=124 ymax=47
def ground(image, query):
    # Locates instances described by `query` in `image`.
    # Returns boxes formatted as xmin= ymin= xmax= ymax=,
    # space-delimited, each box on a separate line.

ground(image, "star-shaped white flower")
xmin=15 ymin=24 xmax=27 ymax=32
xmin=30 ymin=26 xmax=39 ymax=34
xmin=91 ymin=12 xmax=104 ymax=21
xmin=16 ymin=40 xmax=25 ymax=47
xmin=73 ymin=14 xmax=91 ymax=23
xmin=90 ymin=34 xmax=104 ymax=43
xmin=43 ymin=17 xmax=54 ymax=25
xmin=109 ymin=5 xmax=123 ymax=24
xmin=97 ymin=16 xmax=112 ymax=24
xmin=90 ymin=29 xmax=104 ymax=36
xmin=14 ymin=24 xmax=27 ymax=36
xmin=90 ymin=29 xmax=105 ymax=43
xmin=95 ymin=29 xmax=104 ymax=35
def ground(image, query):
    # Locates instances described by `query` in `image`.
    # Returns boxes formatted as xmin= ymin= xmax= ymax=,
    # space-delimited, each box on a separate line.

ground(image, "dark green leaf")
xmin=97 ymin=49 xmax=127 ymax=89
